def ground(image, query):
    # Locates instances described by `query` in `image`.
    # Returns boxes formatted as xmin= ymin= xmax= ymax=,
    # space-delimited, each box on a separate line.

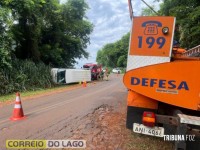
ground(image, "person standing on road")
xmin=100 ymin=69 xmax=104 ymax=80
xmin=105 ymin=68 xmax=109 ymax=81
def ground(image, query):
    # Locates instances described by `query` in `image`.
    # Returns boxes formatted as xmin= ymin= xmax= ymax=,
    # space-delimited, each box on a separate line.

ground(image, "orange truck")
xmin=123 ymin=1 xmax=200 ymax=149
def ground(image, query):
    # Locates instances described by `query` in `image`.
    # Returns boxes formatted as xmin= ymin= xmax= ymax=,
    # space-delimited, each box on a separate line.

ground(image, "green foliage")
xmin=0 ymin=7 xmax=13 ymax=69
xmin=0 ymin=59 xmax=54 ymax=95
xmin=117 ymin=55 xmax=127 ymax=67
xmin=159 ymin=0 xmax=200 ymax=48
xmin=0 ymin=0 xmax=93 ymax=95
xmin=0 ymin=0 xmax=93 ymax=67
xmin=40 ymin=0 xmax=93 ymax=67
xmin=96 ymin=33 xmax=130 ymax=68
xmin=141 ymin=6 xmax=157 ymax=16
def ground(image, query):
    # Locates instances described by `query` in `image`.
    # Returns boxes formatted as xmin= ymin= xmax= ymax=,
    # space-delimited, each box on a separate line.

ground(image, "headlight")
xmin=162 ymin=27 xmax=169 ymax=34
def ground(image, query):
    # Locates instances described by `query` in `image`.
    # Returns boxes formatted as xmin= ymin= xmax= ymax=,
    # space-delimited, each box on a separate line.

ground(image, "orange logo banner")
xmin=123 ymin=61 xmax=200 ymax=110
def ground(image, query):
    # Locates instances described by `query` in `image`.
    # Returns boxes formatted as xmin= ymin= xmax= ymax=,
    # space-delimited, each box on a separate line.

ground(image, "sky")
xmin=61 ymin=0 xmax=160 ymax=68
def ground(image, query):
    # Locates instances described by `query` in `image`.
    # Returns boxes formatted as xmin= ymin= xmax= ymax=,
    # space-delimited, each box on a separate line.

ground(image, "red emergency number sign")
xmin=129 ymin=16 xmax=175 ymax=57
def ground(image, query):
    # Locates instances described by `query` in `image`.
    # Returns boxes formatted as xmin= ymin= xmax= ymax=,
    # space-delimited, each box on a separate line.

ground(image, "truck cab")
xmin=83 ymin=63 xmax=102 ymax=80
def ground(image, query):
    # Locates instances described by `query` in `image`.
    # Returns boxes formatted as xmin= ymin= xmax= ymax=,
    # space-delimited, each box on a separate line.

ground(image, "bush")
xmin=0 ymin=59 xmax=55 ymax=95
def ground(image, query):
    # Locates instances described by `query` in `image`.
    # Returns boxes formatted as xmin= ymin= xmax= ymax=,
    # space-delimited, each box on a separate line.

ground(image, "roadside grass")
xmin=0 ymin=84 xmax=80 ymax=103
xmin=124 ymin=131 xmax=174 ymax=150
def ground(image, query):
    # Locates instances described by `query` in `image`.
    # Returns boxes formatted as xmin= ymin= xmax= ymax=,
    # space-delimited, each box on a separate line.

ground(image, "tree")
xmin=0 ymin=7 xmax=13 ymax=69
xmin=3 ymin=0 xmax=46 ymax=61
xmin=96 ymin=33 xmax=130 ymax=68
xmin=141 ymin=6 xmax=157 ymax=16
xmin=159 ymin=0 xmax=200 ymax=48
xmin=40 ymin=0 xmax=93 ymax=67
xmin=0 ymin=0 xmax=93 ymax=67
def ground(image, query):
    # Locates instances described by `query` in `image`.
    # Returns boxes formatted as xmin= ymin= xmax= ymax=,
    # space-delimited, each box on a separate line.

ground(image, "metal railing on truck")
xmin=182 ymin=45 xmax=200 ymax=57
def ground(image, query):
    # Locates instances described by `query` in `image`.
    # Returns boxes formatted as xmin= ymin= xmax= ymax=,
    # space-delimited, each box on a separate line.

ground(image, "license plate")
xmin=133 ymin=123 xmax=164 ymax=137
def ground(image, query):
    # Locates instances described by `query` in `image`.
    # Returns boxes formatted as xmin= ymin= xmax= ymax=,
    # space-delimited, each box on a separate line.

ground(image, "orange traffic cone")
xmin=10 ymin=92 xmax=26 ymax=121
xmin=82 ymin=80 xmax=87 ymax=87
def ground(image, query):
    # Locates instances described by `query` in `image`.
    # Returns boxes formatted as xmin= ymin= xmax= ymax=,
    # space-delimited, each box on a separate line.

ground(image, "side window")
xmin=57 ymin=70 xmax=66 ymax=83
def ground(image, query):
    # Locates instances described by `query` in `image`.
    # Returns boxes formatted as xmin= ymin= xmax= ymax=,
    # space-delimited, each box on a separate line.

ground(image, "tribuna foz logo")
xmin=164 ymin=135 xmax=195 ymax=141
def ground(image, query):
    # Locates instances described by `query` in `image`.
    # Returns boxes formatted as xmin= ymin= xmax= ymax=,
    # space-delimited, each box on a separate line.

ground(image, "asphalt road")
xmin=0 ymin=74 xmax=127 ymax=148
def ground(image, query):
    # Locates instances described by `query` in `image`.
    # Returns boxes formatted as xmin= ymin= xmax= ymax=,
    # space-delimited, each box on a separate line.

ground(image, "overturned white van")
xmin=51 ymin=68 xmax=91 ymax=84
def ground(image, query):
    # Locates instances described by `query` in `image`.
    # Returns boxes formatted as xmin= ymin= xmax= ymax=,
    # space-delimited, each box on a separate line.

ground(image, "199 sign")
xmin=138 ymin=36 xmax=166 ymax=49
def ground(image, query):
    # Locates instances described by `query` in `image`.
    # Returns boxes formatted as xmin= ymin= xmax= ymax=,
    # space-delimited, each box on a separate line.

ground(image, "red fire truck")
xmin=83 ymin=63 xmax=102 ymax=80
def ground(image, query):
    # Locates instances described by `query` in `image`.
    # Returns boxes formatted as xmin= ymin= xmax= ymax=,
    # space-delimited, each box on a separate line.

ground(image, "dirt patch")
xmin=69 ymin=104 xmax=174 ymax=150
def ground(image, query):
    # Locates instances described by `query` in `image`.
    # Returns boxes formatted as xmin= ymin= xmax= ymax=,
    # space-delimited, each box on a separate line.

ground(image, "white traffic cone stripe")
xmin=14 ymin=104 xmax=21 ymax=108
xmin=16 ymin=96 xmax=21 ymax=102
